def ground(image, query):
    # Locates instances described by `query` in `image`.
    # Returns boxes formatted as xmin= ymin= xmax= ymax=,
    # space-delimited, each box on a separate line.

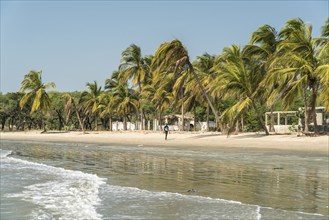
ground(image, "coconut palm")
xmin=80 ymin=81 xmax=103 ymax=130
xmin=269 ymin=18 xmax=329 ymax=132
xmin=19 ymin=70 xmax=56 ymax=132
xmin=119 ymin=44 xmax=151 ymax=130
xmin=211 ymin=45 xmax=270 ymax=135
xmin=98 ymin=92 xmax=118 ymax=131
xmin=106 ymin=70 xmax=139 ymax=130
xmin=144 ymin=71 xmax=173 ymax=129
xmin=151 ymin=39 xmax=220 ymax=125
xmin=193 ymin=53 xmax=217 ymax=131
xmin=113 ymin=84 xmax=138 ymax=130
xmin=244 ymin=25 xmax=280 ymax=132
xmin=62 ymin=92 xmax=85 ymax=133
xmin=314 ymin=18 xmax=329 ymax=111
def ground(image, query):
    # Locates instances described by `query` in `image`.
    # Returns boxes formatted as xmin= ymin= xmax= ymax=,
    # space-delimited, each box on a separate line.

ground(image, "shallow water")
xmin=1 ymin=140 xmax=328 ymax=219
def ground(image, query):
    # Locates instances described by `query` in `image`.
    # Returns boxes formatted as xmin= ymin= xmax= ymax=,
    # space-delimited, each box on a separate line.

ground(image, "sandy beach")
xmin=1 ymin=131 xmax=328 ymax=155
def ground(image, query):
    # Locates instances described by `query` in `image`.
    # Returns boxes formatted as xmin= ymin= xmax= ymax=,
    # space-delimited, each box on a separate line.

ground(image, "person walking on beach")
xmin=164 ymin=124 xmax=169 ymax=140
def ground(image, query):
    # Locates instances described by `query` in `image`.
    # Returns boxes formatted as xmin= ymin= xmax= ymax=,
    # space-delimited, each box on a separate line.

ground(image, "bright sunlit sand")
xmin=1 ymin=131 xmax=328 ymax=155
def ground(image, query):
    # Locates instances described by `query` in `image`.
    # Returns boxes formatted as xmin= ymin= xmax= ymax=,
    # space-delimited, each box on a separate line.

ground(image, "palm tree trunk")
xmin=140 ymin=106 xmax=144 ymax=130
xmin=181 ymin=95 xmax=184 ymax=131
xmin=138 ymin=82 xmax=144 ymax=130
xmin=194 ymin=106 xmax=197 ymax=131
xmin=252 ymin=101 xmax=269 ymax=135
xmin=159 ymin=111 xmax=162 ymax=130
xmin=206 ymin=103 xmax=210 ymax=131
xmin=303 ymin=85 xmax=309 ymax=133
xmin=234 ymin=119 xmax=239 ymax=135
xmin=109 ymin=114 xmax=112 ymax=131
xmin=42 ymin=113 xmax=47 ymax=133
xmin=189 ymin=64 xmax=220 ymax=126
xmin=75 ymin=108 xmax=85 ymax=133
xmin=270 ymin=106 xmax=275 ymax=132
xmin=310 ymin=81 xmax=318 ymax=133
xmin=123 ymin=115 xmax=127 ymax=131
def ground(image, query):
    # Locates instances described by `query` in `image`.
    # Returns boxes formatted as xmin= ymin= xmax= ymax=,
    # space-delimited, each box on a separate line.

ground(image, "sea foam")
xmin=3 ymin=155 xmax=106 ymax=220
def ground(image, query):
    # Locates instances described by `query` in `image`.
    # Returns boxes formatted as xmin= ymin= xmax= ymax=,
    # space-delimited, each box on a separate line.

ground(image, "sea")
xmin=0 ymin=140 xmax=328 ymax=220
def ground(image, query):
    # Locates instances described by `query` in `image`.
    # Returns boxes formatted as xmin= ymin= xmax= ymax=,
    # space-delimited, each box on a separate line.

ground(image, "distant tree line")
xmin=1 ymin=18 xmax=328 ymax=134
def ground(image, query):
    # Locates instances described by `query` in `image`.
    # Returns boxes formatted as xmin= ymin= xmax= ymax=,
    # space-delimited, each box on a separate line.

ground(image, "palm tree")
xmin=193 ymin=53 xmax=216 ymax=131
xmin=151 ymin=39 xmax=220 ymax=126
xmin=97 ymin=93 xmax=114 ymax=131
xmin=63 ymin=92 xmax=85 ymax=133
xmin=244 ymin=25 xmax=280 ymax=132
xmin=106 ymin=70 xmax=139 ymax=130
xmin=119 ymin=44 xmax=151 ymax=130
xmin=19 ymin=70 xmax=56 ymax=132
xmin=113 ymin=84 xmax=138 ymax=130
xmin=211 ymin=45 xmax=270 ymax=135
xmin=144 ymin=72 xmax=173 ymax=130
xmin=314 ymin=18 xmax=329 ymax=111
xmin=80 ymin=81 xmax=103 ymax=130
xmin=269 ymin=18 xmax=329 ymax=133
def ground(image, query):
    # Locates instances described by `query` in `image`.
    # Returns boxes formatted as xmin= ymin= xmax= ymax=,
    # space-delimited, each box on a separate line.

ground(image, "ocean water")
xmin=0 ymin=140 xmax=328 ymax=220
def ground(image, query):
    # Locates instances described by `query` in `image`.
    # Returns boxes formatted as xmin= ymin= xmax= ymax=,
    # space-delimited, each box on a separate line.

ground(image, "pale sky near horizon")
xmin=1 ymin=0 xmax=328 ymax=93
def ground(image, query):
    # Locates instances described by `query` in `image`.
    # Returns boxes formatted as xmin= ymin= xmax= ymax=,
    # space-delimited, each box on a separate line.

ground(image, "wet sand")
xmin=1 ymin=131 xmax=328 ymax=155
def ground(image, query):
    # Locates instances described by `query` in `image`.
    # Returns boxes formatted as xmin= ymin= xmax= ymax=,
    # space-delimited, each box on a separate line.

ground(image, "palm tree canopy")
xmin=81 ymin=81 xmax=103 ymax=115
xmin=119 ymin=44 xmax=150 ymax=87
xmin=19 ymin=70 xmax=56 ymax=113
xmin=321 ymin=18 xmax=329 ymax=37
xmin=151 ymin=39 xmax=190 ymax=74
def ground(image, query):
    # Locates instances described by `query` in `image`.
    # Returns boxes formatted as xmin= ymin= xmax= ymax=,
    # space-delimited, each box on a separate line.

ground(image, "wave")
xmin=2 ymin=154 xmax=106 ymax=220
xmin=0 ymin=149 xmax=12 ymax=158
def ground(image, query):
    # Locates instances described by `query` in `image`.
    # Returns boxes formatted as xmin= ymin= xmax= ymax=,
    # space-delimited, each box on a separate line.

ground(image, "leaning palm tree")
xmin=63 ymin=93 xmax=85 ymax=133
xmin=19 ymin=70 xmax=56 ymax=132
xmin=151 ymin=39 xmax=220 ymax=125
xmin=211 ymin=45 xmax=270 ymax=135
xmin=193 ymin=53 xmax=217 ymax=131
xmin=119 ymin=44 xmax=152 ymax=130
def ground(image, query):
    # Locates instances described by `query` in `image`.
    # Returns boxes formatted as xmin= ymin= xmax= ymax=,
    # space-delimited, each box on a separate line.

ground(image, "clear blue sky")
xmin=1 ymin=0 xmax=328 ymax=93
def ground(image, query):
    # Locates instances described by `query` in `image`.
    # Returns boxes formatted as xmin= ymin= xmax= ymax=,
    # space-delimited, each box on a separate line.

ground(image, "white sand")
xmin=1 ymin=130 xmax=328 ymax=155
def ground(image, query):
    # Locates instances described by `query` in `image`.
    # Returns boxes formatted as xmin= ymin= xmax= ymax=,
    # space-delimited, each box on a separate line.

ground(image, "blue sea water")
xmin=0 ymin=140 xmax=328 ymax=219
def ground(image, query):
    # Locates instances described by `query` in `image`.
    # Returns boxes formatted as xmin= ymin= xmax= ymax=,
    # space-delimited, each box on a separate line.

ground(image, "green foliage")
xmin=6 ymin=18 xmax=329 ymax=133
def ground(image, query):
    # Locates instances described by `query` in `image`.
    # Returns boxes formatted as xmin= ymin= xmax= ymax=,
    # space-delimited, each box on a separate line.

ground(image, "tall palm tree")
xmin=80 ymin=81 xmax=103 ymax=130
xmin=151 ymin=39 xmax=220 ymax=125
xmin=244 ymin=25 xmax=280 ymax=132
xmin=113 ymin=84 xmax=138 ymax=130
xmin=211 ymin=45 xmax=270 ymax=135
xmin=119 ymin=44 xmax=151 ymax=130
xmin=19 ymin=70 xmax=56 ymax=132
xmin=314 ymin=18 xmax=329 ymax=111
xmin=193 ymin=53 xmax=216 ymax=131
xmin=106 ymin=70 xmax=139 ymax=130
xmin=270 ymin=18 xmax=329 ymax=133
xmin=144 ymin=72 xmax=173 ymax=130
xmin=63 ymin=92 xmax=85 ymax=133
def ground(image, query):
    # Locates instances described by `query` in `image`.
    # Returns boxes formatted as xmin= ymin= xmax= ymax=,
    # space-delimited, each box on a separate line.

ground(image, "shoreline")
xmin=1 ymin=130 xmax=328 ymax=156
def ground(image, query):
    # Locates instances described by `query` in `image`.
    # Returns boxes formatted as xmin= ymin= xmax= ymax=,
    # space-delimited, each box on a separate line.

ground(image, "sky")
xmin=1 ymin=0 xmax=328 ymax=93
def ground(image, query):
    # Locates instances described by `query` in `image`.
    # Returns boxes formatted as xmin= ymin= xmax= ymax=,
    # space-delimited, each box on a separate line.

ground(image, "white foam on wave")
xmin=256 ymin=205 xmax=262 ymax=220
xmin=4 ymin=156 xmax=106 ymax=220
xmin=0 ymin=149 xmax=12 ymax=158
